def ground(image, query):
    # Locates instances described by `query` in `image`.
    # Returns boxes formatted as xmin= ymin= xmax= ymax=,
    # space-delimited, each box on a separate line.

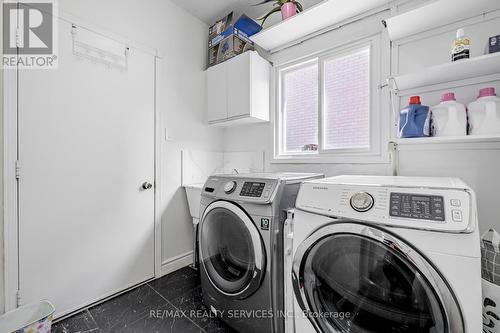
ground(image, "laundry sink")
xmin=184 ymin=183 xmax=204 ymax=220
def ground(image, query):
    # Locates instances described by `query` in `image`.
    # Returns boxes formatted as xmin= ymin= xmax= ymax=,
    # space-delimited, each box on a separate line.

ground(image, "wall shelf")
xmin=250 ymin=0 xmax=389 ymax=52
xmin=385 ymin=0 xmax=500 ymax=41
xmin=390 ymin=52 xmax=500 ymax=94
xmin=391 ymin=135 xmax=500 ymax=150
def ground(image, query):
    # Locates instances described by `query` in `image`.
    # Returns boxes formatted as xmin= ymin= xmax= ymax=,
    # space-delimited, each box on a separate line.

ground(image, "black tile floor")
xmin=52 ymin=266 xmax=235 ymax=333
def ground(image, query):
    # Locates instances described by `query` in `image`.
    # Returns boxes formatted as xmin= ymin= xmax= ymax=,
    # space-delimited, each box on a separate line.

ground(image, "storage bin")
xmin=482 ymin=229 xmax=500 ymax=333
xmin=0 ymin=300 xmax=55 ymax=333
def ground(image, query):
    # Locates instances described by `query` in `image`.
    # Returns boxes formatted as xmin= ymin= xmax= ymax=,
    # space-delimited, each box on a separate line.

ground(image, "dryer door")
xmin=199 ymin=200 xmax=266 ymax=299
xmin=292 ymin=222 xmax=464 ymax=333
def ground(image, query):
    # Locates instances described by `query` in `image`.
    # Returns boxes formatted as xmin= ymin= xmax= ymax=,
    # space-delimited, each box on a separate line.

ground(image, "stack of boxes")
xmin=208 ymin=12 xmax=262 ymax=68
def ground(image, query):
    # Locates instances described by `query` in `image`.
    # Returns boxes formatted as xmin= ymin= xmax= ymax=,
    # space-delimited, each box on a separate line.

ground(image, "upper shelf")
xmin=391 ymin=52 xmax=500 ymax=93
xmin=386 ymin=0 xmax=500 ymax=41
xmin=250 ymin=0 xmax=390 ymax=52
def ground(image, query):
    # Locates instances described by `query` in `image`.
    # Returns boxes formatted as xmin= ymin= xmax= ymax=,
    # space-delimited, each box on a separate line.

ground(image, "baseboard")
xmin=159 ymin=251 xmax=194 ymax=277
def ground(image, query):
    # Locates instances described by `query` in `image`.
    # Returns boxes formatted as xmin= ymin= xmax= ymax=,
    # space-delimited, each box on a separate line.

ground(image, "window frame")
xmin=273 ymin=35 xmax=387 ymax=164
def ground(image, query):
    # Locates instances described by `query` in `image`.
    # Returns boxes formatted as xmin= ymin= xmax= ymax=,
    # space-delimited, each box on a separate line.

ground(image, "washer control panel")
xmin=296 ymin=182 xmax=474 ymax=232
xmin=389 ymin=193 xmax=445 ymax=222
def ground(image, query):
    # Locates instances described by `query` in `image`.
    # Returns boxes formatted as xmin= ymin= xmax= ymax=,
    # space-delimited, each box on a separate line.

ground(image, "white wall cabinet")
xmin=207 ymin=51 xmax=270 ymax=126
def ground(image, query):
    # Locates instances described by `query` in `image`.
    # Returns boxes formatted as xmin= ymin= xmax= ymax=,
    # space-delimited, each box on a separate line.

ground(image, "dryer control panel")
xmin=296 ymin=180 xmax=475 ymax=233
xmin=203 ymin=177 xmax=279 ymax=203
xmin=240 ymin=182 xmax=266 ymax=197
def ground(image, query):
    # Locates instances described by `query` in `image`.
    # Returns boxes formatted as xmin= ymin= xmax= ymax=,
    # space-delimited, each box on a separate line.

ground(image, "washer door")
xmin=199 ymin=200 xmax=266 ymax=299
xmin=292 ymin=222 xmax=464 ymax=333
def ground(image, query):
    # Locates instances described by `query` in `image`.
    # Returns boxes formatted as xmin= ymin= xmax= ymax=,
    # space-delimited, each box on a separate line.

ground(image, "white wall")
xmin=223 ymin=4 xmax=500 ymax=235
xmin=56 ymin=0 xmax=223 ymax=270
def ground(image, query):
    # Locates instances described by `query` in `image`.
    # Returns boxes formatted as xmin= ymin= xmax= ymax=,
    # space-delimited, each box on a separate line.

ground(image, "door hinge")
xmin=16 ymin=290 xmax=22 ymax=307
xmin=15 ymin=160 xmax=21 ymax=180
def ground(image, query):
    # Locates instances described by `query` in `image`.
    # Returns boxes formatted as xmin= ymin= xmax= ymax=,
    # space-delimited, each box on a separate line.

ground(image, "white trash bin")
xmin=0 ymin=301 xmax=55 ymax=333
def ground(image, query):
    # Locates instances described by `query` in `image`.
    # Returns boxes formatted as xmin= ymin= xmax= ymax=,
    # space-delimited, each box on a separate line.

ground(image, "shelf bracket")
xmin=388 ymin=141 xmax=399 ymax=176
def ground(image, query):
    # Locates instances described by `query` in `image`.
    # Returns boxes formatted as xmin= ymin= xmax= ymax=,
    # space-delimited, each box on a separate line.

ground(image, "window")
xmin=276 ymin=41 xmax=381 ymax=162
xmin=323 ymin=48 xmax=370 ymax=150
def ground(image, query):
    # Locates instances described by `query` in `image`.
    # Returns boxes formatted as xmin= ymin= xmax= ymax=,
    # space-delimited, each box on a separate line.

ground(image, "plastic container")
xmin=399 ymin=96 xmax=430 ymax=138
xmin=430 ymin=92 xmax=467 ymax=136
xmin=467 ymin=87 xmax=500 ymax=135
xmin=451 ymin=28 xmax=470 ymax=62
xmin=0 ymin=301 xmax=55 ymax=333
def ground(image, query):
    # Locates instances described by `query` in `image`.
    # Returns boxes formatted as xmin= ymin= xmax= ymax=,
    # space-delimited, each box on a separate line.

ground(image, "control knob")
xmin=350 ymin=192 xmax=374 ymax=212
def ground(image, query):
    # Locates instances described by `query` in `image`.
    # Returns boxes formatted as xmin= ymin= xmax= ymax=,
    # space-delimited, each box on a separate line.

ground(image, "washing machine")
xmin=284 ymin=175 xmax=482 ymax=333
xmin=198 ymin=173 xmax=323 ymax=333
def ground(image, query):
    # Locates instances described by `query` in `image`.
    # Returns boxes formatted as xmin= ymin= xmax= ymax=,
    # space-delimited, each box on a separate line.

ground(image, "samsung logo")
xmin=312 ymin=186 xmax=329 ymax=190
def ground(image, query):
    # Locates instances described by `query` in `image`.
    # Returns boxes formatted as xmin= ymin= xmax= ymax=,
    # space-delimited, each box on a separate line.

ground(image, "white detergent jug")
xmin=468 ymin=87 xmax=500 ymax=136
xmin=431 ymin=92 xmax=467 ymax=137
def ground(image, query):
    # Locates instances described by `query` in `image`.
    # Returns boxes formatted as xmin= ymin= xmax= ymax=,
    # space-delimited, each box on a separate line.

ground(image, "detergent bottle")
xmin=399 ymin=96 xmax=430 ymax=138
xmin=467 ymin=87 xmax=500 ymax=135
xmin=430 ymin=92 xmax=467 ymax=137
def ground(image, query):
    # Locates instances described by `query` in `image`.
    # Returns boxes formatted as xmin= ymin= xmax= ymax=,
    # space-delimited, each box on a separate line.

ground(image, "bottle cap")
xmin=456 ymin=28 xmax=465 ymax=38
xmin=478 ymin=87 xmax=496 ymax=98
xmin=441 ymin=92 xmax=456 ymax=102
xmin=409 ymin=96 xmax=421 ymax=105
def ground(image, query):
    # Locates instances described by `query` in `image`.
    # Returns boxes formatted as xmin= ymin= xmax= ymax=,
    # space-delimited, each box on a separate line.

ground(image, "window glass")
xmin=323 ymin=48 xmax=370 ymax=150
xmin=282 ymin=63 xmax=319 ymax=153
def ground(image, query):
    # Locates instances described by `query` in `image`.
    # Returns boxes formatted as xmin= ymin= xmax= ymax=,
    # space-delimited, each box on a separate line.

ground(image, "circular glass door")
xmin=293 ymin=223 xmax=464 ymax=333
xmin=199 ymin=201 xmax=265 ymax=298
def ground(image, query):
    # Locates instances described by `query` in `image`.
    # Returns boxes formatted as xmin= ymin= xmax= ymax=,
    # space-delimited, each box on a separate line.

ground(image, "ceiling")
xmin=170 ymin=0 xmax=324 ymax=27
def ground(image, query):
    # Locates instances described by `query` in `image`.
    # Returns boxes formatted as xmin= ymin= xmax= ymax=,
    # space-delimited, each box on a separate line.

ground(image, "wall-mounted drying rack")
xmin=71 ymin=25 xmax=129 ymax=70
xmin=388 ymin=52 xmax=500 ymax=96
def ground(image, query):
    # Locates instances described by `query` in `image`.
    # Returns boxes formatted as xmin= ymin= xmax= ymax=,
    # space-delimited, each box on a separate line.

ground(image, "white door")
xmin=17 ymin=20 xmax=155 ymax=317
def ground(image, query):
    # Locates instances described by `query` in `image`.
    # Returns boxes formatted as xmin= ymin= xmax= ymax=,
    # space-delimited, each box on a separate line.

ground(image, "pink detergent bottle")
xmin=467 ymin=88 xmax=500 ymax=135
xmin=430 ymin=92 xmax=467 ymax=137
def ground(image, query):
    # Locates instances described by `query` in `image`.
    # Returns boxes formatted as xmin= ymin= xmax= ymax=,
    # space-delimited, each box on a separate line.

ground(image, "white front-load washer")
xmin=284 ymin=175 xmax=481 ymax=333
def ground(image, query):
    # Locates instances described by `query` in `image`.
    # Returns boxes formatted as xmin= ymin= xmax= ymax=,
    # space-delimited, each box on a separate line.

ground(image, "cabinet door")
xmin=207 ymin=63 xmax=228 ymax=123
xmin=227 ymin=53 xmax=251 ymax=119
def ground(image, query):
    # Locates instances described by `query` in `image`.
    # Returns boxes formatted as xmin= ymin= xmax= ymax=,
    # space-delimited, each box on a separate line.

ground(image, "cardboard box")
xmin=208 ymin=13 xmax=262 ymax=68
xmin=209 ymin=12 xmax=233 ymax=44
xmin=489 ymin=35 xmax=500 ymax=54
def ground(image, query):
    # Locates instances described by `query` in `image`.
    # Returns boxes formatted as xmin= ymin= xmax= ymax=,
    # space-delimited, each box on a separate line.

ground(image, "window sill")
xmin=271 ymin=152 xmax=390 ymax=164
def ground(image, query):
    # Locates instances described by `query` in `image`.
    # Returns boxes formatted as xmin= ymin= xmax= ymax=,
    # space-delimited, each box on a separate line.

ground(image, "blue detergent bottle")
xmin=399 ymin=96 xmax=430 ymax=138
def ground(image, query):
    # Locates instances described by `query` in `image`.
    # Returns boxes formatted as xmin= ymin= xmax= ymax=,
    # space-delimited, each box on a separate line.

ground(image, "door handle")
xmin=142 ymin=182 xmax=153 ymax=190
